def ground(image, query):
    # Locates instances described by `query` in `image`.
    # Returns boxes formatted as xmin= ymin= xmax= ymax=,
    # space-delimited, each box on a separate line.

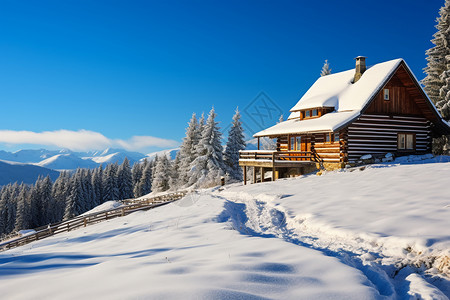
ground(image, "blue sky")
xmin=0 ymin=0 xmax=443 ymax=153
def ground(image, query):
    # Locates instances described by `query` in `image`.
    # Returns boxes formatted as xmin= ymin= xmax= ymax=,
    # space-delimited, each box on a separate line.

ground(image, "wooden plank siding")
xmin=346 ymin=114 xmax=431 ymax=161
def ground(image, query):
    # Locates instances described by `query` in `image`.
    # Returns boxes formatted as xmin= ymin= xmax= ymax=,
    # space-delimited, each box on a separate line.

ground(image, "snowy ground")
xmin=0 ymin=155 xmax=449 ymax=299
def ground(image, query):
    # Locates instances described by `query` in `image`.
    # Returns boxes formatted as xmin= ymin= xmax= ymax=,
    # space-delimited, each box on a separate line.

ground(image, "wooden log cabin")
xmin=239 ymin=57 xmax=450 ymax=184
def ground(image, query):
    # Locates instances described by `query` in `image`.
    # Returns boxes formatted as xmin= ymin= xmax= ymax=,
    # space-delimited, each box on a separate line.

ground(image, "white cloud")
xmin=0 ymin=129 xmax=179 ymax=152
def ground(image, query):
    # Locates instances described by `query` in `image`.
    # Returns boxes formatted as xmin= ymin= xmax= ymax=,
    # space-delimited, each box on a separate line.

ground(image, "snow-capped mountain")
xmin=0 ymin=160 xmax=60 ymax=186
xmin=36 ymin=153 xmax=99 ymax=170
xmin=83 ymin=148 xmax=147 ymax=165
xmin=0 ymin=149 xmax=66 ymax=164
xmin=145 ymin=148 xmax=179 ymax=161
xmin=0 ymin=148 xmax=148 ymax=171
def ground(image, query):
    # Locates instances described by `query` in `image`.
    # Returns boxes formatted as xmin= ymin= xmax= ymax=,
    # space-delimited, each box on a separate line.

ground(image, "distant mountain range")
xmin=0 ymin=148 xmax=180 ymax=186
xmin=0 ymin=148 xmax=176 ymax=170
xmin=0 ymin=139 xmax=262 ymax=186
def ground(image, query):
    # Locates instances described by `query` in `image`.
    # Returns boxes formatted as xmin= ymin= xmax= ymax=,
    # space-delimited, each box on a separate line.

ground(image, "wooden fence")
xmin=0 ymin=191 xmax=188 ymax=252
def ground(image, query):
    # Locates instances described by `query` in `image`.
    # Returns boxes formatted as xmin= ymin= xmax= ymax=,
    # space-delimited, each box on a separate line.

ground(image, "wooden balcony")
xmin=239 ymin=150 xmax=320 ymax=168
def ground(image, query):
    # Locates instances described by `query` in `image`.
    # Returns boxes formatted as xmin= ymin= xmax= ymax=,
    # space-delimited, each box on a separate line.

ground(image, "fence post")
xmin=83 ymin=217 xmax=87 ymax=227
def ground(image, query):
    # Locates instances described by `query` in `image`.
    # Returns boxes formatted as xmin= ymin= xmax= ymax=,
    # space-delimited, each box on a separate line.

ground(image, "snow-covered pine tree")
xmin=64 ymin=170 xmax=85 ymax=220
xmin=117 ymin=157 xmax=133 ymax=200
xmin=152 ymin=154 xmax=171 ymax=193
xmin=320 ymin=59 xmax=332 ymax=76
xmin=224 ymin=108 xmax=246 ymax=182
xmin=51 ymin=171 xmax=71 ymax=222
xmin=189 ymin=107 xmax=226 ymax=187
xmin=169 ymin=153 xmax=180 ymax=190
xmin=198 ymin=112 xmax=205 ymax=134
xmin=423 ymin=0 xmax=450 ymax=154
xmin=131 ymin=162 xmax=143 ymax=197
xmin=91 ymin=166 xmax=103 ymax=205
xmin=178 ymin=113 xmax=200 ymax=186
xmin=423 ymin=0 xmax=450 ymax=108
xmin=82 ymin=169 xmax=95 ymax=211
xmin=37 ymin=175 xmax=53 ymax=225
xmin=102 ymin=164 xmax=117 ymax=201
xmin=14 ymin=185 xmax=29 ymax=231
xmin=139 ymin=160 xmax=153 ymax=196
xmin=0 ymin=186 xmax=9 ymax=236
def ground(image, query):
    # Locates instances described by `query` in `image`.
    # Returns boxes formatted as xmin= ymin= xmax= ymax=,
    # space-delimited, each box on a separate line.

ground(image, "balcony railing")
xmin=239 ymin=150 xmax=321 ymax=163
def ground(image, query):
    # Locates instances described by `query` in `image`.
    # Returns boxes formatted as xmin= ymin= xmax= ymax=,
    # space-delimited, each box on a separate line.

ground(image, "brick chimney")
xmin=353 ymin=56 xmax=366 ymax=83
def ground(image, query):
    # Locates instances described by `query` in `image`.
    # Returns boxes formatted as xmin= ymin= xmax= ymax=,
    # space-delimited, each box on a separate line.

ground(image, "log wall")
xmin=346 ymin=114 xmax=431 ymax=161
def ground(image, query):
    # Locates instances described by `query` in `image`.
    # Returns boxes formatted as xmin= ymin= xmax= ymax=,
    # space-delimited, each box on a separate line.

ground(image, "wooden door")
xmin=301 ymin=137 xmax=311 ymax=160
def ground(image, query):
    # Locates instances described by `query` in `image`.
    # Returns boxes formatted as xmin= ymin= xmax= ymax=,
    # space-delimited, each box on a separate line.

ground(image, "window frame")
xmin=333 ymin=133 xmax=340 ymax=143
xmin=383 ymin=88 xmax=390 ymax=101
xmin=305 ymin=110 xmax=311 ymax=118
xmin=397 ymin=133 xmax=415 ymax=151
xmin=295 ymin=136 xmax=302 ymax=151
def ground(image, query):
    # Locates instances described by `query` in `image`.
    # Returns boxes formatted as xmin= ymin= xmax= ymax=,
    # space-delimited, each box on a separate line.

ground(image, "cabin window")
xmin=305 ymin=110 xmax=311 ymax=118
xmin=334 ymin=133 xmax=340 ymax=143
xmin=290 ymin=137 xmax=295 ymax=150
xmin=398 ymin=133 xmax=414 ymax=150
xmin=312 ymin=109 xmax=318 ymax=117
xmin=384 ymin=89 xmax=390 ymax=100
xmin=296 ymin=136 xmax=302 ymax=151
xmin=325 ymin=133 xmax=331 ymax=143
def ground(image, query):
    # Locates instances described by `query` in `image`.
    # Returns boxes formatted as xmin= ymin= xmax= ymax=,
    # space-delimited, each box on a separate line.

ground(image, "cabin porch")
xmin=239 ymin=150 xmax=319 ymax=184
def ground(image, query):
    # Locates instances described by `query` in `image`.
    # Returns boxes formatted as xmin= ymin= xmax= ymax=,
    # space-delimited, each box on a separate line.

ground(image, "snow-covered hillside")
xmin=0 ymin=156 xmax=449 ymax=299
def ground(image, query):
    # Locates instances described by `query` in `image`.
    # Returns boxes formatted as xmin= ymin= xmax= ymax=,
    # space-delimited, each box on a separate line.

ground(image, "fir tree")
xmin=64 ymin=170 xmax=85 ymax=220
xmin=423 ymin=0 xmax=450 ymax=108
xmin=102 ymin=164 xmax=117 ymax=201
xmin=320 ymin=59 xmax=332 ymax=76
xmin=152 ymin=155 xmax=171 ymax=193
xmin=178 ymin=113 xmax=200 ymax=186
xmin=169 ymin=153 xmax=180 ymax=190
xmin=37 ymin=175 xmax=53 ymax=225
xmin=14 ymin=185 xmax=29 ymax=231
xmin=131 ymin=162 xmax=143 ymax=197
xmin=117 ymin=158 xmax=133 ymax=200
xmin=91 ymin=166 xmax=104 ymax=205
xmin=224 ymin=108 xmax=246 ymax=181
xmin=189 ymin=107 xmax=226 ymax=187
xmin=139 ymin=160 xmax=153 ymax=196
xmin=52 ymin=171 xmax=71 ymax=222
xmin=423 ymin=0 xmax=450 ymax=154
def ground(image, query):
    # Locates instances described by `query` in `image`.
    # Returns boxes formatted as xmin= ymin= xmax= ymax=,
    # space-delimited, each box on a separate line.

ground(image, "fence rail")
xmin=0 ymin=191 xmax=188 ymax=252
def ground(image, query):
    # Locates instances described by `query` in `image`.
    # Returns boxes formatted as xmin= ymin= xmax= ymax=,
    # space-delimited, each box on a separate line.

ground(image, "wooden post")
xmin=252 ymin=166 xmax=257 ymax=184
xmin=243 ymin=166 xmax=247 ymax=185
xmin=272 ymin=168 xmax=276 ymax=181
xmin=83 ymin=217 xmax=87 ymax=227
xmin=257 ymin=137 xmax=260 ymax=150
xmin=260 ymin=167 xmax=264 ymax=183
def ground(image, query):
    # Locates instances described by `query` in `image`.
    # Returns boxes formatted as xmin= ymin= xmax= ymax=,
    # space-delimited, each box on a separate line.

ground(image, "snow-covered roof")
xmin=289 ymin=59 xmax=402 ymax=113
xmin=255 ymin=59 xmax=404 ymax=137
xmin=254 ymin=111 xmax=359 ymax=136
